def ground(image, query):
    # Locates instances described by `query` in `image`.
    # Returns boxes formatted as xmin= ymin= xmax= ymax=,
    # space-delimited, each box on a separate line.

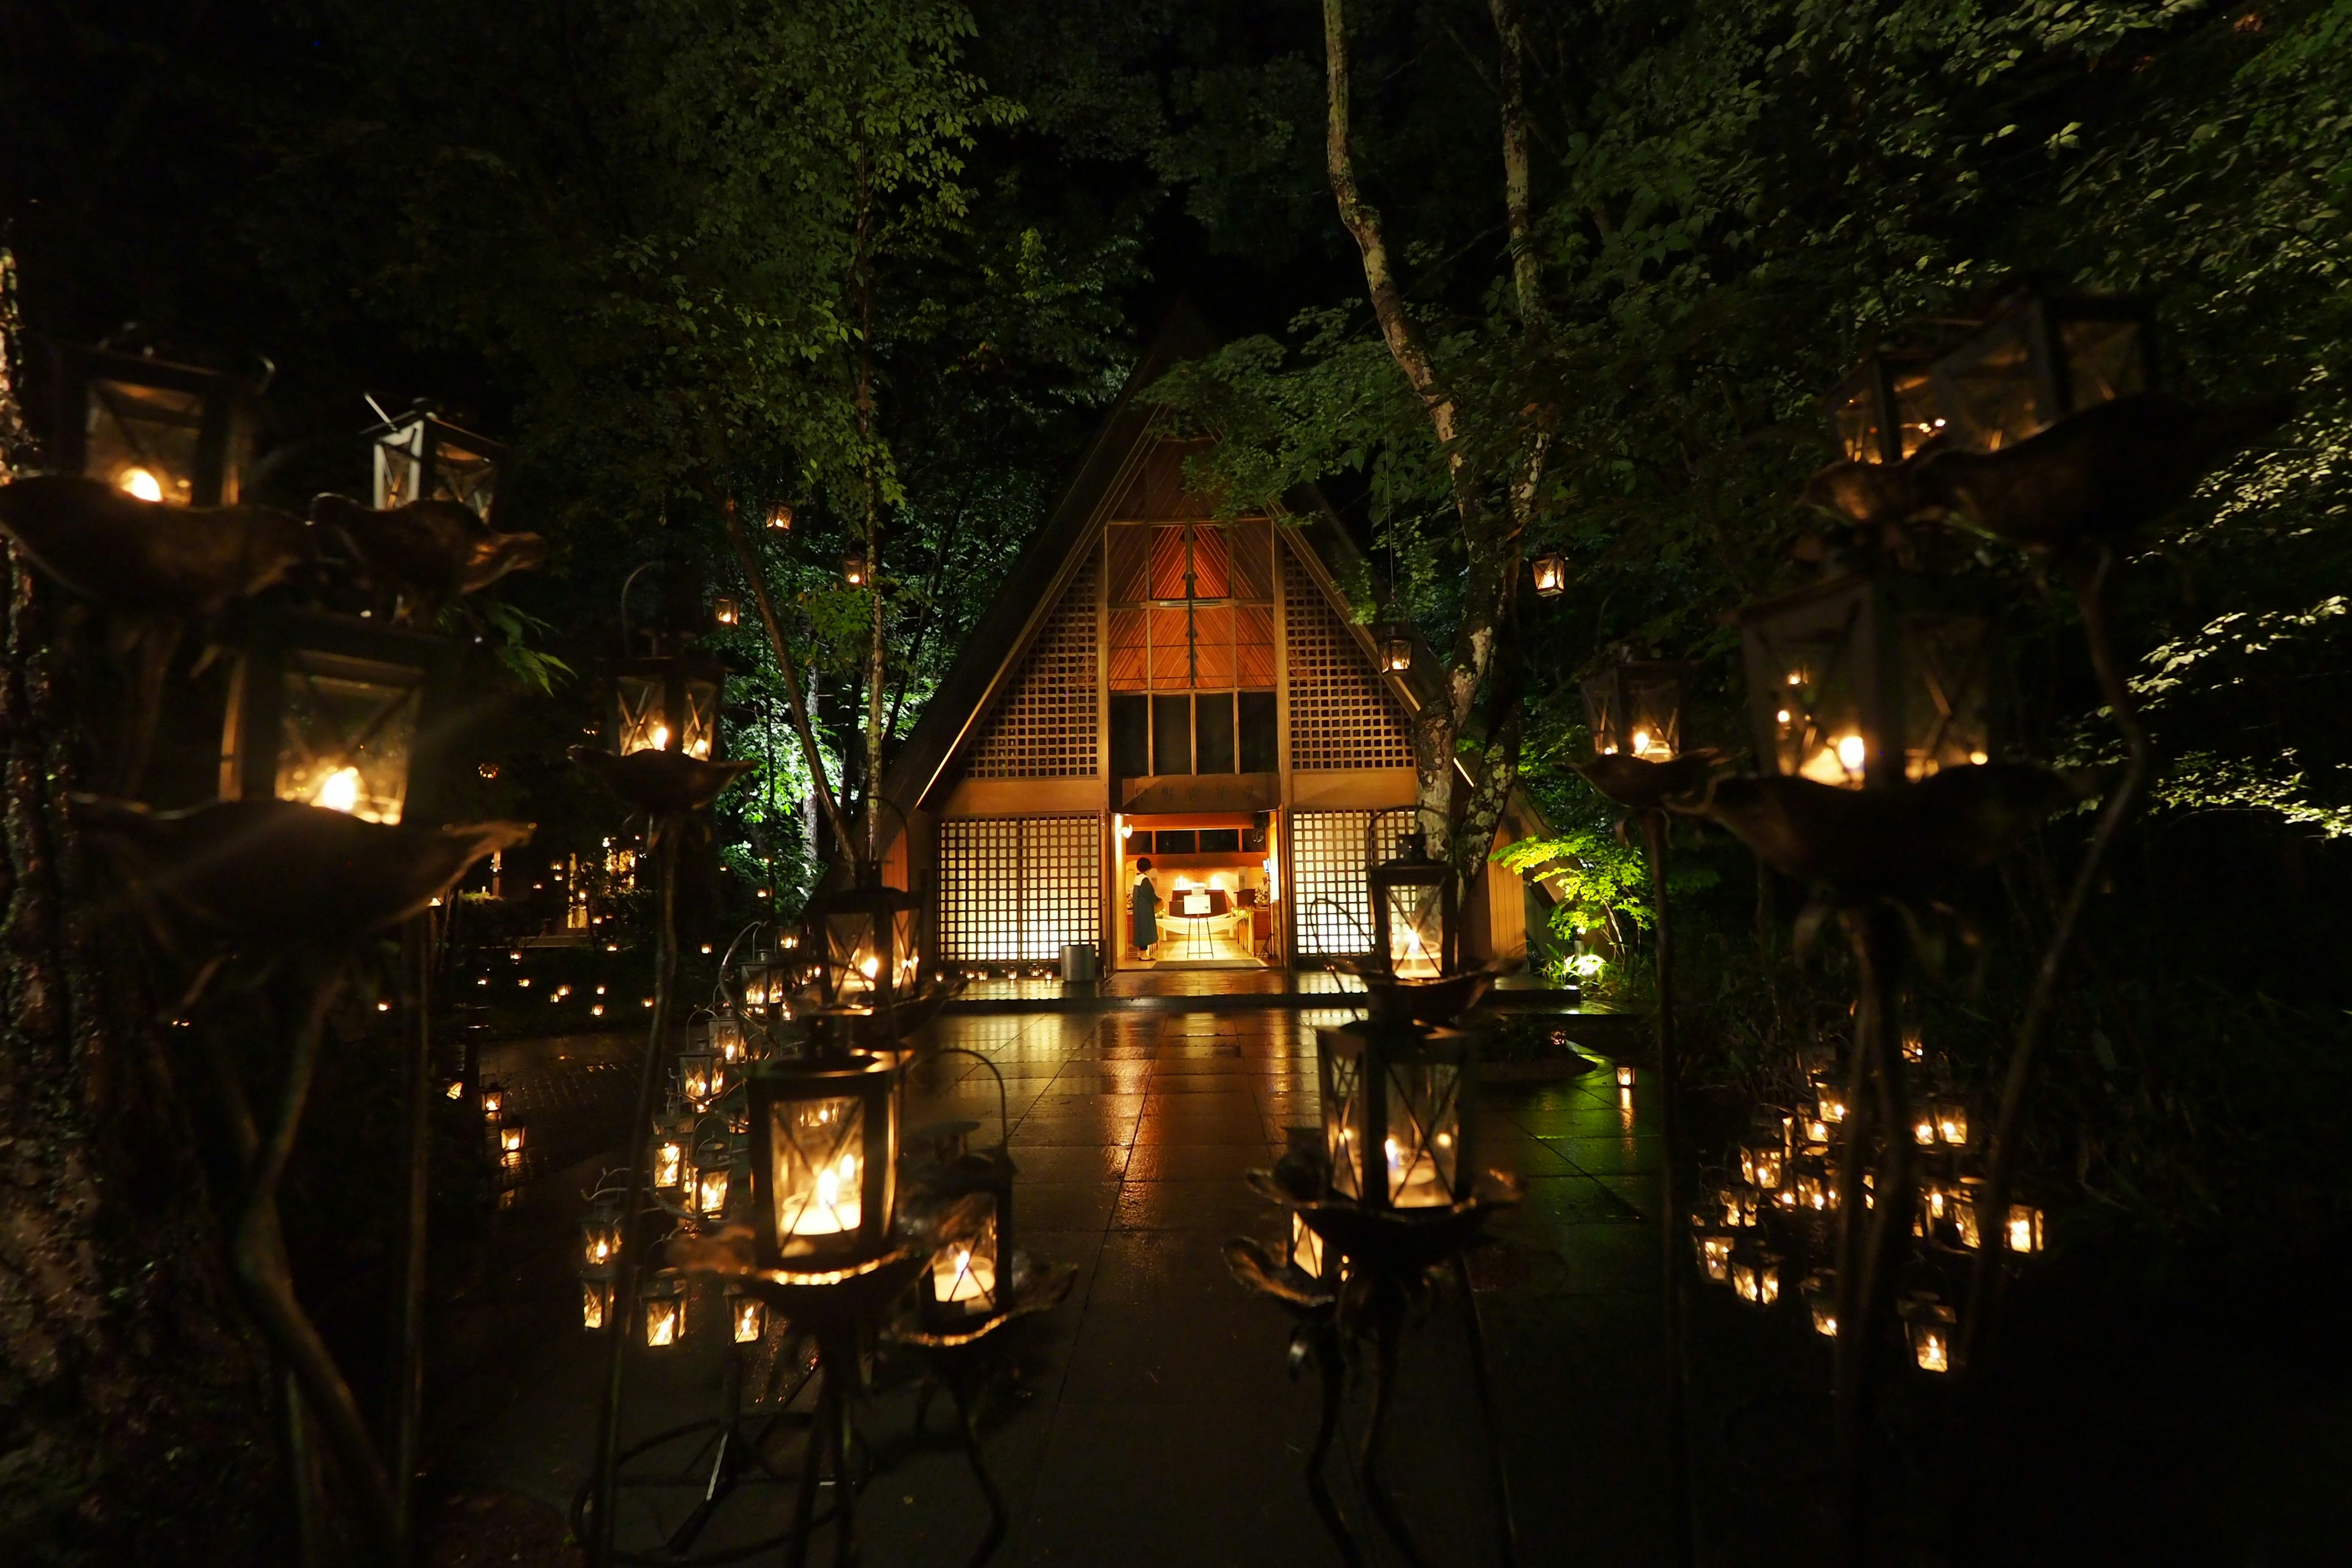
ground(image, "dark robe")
xmin=1130 ymin=875 xmax=1160 ymax=948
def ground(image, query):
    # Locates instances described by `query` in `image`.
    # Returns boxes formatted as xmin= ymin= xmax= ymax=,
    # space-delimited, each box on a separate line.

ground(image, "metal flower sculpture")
xmin=310 ymin=492 xmax=548 ymax=621
xmin=568 ymin=744 xmax=755 ymax=819
xmin=1575 ymin=748 xmax=1724 ymax=813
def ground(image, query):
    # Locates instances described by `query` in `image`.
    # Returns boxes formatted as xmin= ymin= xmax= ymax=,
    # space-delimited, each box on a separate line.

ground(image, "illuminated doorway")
xmin=1115 ymin=811 xmax=1279 ymax=969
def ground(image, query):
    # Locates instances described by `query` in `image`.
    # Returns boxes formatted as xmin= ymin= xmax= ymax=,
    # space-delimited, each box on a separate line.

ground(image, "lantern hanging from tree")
xmin=1738 ymin=571 xmax=1999 ymax=790
xmin=1374 ymin=603 xmax=1415 ymax=674
xmin=1530 ymin=553 xmax=1567 ymax=597
xmin=1318 ymin=1013 xmax=1474 ymax=1210
xmin=42 ymin=341 xmax=258 ymax=507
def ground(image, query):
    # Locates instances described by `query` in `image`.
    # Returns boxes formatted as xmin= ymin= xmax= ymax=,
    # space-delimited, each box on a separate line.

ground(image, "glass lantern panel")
xmin=273 ymin=652 xmax=424 ymax=824
xmin=643 ymin=1291 xmax=685 ymax=1346
xmin=1381 ymin=1058 xmax=1463 ymax=1208
xmin=1828 ymin=372 xmax=1885 ymax=466
xmin=1581 ymin=675 xmax=1622 ymax=755
xmin=1382 ymin=882 xmax=1446 ymax=979
xmin=652 ymin=1136 xmax=686 ymax=1190
xmin=681 ymin=679 xmax=720 ymax=761
xmin=770 ymin=1095 xmax=865 ymax=1250
xmin=890 ymin=907 xmax=919 ymax=994
xmin=616 ymin=674 xmax=668 ymax=753
xmin=696 ymin=1162 xmax=731 ymax=1219
xmin=731 ymin=1294 xmax=766 ymax=1343
xmin=1897 ymin=612 xmax=1994 ymax=778
xmin=929 ymin=1199 xmax=1001 ymax=1316
xmin=2059 ymin=317 xmax=2147 ymax=408
xmin=86 ymin=379 xmax=205 ymax=505
xmin=432 ymin=439 xmax=499 ymax=519
xmin=710 ymin=1014 xmax=746 ymax=1063
xmin=1940 ymin=327 xmax=2043 ymax=451
xmin=374 ymin=424 xmax=426 ymax=511
xmin=1753 ymin=614 xmax=1871 ymax=788
xmin=827 ymin=911 xmax=881 ymax=1000
xmin=581 ymin=1276 xmax=612 ymax=1330
xmin=1291 ymin=1210 xmax=1325 ymax=1278
xmin=1323 ymin=1052 xmax=1365 ymax=1202
xmin=1624 ymin=673 xmax=1683 ymax=761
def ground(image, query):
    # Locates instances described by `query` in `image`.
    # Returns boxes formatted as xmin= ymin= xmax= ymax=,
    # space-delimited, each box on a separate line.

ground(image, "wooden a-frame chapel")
xmin=878 ymin=312 xmax=1548 ymax=979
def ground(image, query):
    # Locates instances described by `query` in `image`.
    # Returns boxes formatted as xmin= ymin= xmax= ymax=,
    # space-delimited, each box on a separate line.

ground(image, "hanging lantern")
xmin=1793 ymin=1164 xmax=1837 ymax=1214
xmin=679 ymin=1049 xmax=722 ymax=1109
xmin=1716 ymin=1183 xmax=1760 ymax=1229
xmin=1692 ymin=1227 xmax=1734 ymax=1284
xmin=804 ymin=864 xmax=921 ymax=1011
xmin=726 ymin=1286 xmax=767 ymax=1344
xmin=41 ymin=341 xmax=258 ymax=507
xmin=612 ymin=649 xmax=724 ymax=761
xmin=1319 ymin=1012 xmax=1474 ymax=1210
xmin=694 ymin=1134 xmax=736 ymax=1221
xmin=1738 ymin=1137 xmax=1785 ymax=1192
xmin=765 ymin=502 xmax=794 ymax=532
xmin=1730 ymin=1247 xmax=1782 ymax=1308
xmin=1902 ymin=1294 xmax=1957 ymax=1373
xmin=1374 ymin=605 xmax=1415 ymax=674
xmin=843 ymin=549 xmax=869 ymax=587
xmin=370 ymin=403 xmax=505 ymax=520
xmin=1825 ymin=349 xmax=1947 ymax=466
xmin=1798 ymin=1104 xmax=1833 ymax=1149
xmin=709 ymin=1011 xmax=748 ymax=1066
xmin=480 ymin=1084 xmax=505 ymax=1119
xmin=580 ymin=1208 xmax=622 ymax=1271
xmin=712 ymin=594 xmax=741 ymax=628
xmin=1581 ymin=658 xmax=1694 ymax=762
xmin=1933 ymin=1099 xmax=1971 ymax=1148
xmin=497 ymin=1117 xmax=527 ymax=1170
xmin=220 ymin=611 xmax=447 ymax=825
xmin=746 ymin=1049 xmax=899 ymax=1270
xmin=1911 ymin=1108 xmax=1939 ymax=1147
xmin=1530 ymin=553 xmax=1567 ymax=597
xmin=580 ymin=1272 xmax=615 ymax=1332
xmin=1929 ymin=287 xmax=2155 ymax=453
xmin=2005 ymin=1204 xmax=2046 ymax=1254
xmin=650 ymin=1121 xmax=690 ymax=1193
xmin=1739 ymin=571 xmax=1999 ymax=790
xmin=1803 ymin=1270 xmax=1839 ymax=1336
xmin=911 ymin=1125 xmax=1016 ymax=1329
xmin=1952 ymin=1177 xmax=1986 ymax=1248
xmin=1368 ymin=829 xmax=1455 ymax=981
xmin=642 ymin=1274 xmax=688 ymax=1348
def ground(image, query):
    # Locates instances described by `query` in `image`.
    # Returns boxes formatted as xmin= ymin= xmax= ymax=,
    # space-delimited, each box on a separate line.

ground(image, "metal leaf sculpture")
xmin=1702 ymin=765 xmax=2092 ymax=902
xmin=569 ymin=744 xmax=754 ymax=818
xmin=311 ymin=492 xmax=546 ymax=619
xmin=76 ymin=795 xmax=532 ymax=946
xmin=1575 ymin=748 xmax=1724 ymax=812
xmin=0 ymin=474 xmax=315 ymax=616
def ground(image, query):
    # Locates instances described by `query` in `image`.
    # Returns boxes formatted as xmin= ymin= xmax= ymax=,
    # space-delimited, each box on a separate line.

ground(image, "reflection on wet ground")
xmin=440 ymin=1005 xmax=1665 ymax=1566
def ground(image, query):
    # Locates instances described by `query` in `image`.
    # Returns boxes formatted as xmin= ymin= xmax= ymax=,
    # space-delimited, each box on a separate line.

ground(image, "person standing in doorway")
xmin=1130 ymin=856 xmax=1161 ymax=961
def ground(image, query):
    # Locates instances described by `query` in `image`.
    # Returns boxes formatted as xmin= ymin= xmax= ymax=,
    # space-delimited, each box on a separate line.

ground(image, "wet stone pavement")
xmin=436 ymin=1005 xmax=1669 ymax=1566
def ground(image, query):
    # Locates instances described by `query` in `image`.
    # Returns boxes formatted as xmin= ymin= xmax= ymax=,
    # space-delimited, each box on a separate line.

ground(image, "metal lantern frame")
xmin=1581 ymin=658 xmax=1697 ymax=763
xmin=1928 ymin=288 xmax=2156 ymax=454
xmin=1317 ymin=1015 xmax=1477 ymax=1212
xmin=41 ymin=341 xmax=259 ymax=508
xmin=369 ymin=405 xmax=507 ymax=521
xmin=1824 ymin=349 xmax=1947 ymax=466
xmin=612 ymin=649 xmax=726 ymax=761
xmin=1530 ymin=553 xmax=1567 ymax=598
xmin=745 ymin=1052 xmax=900 ymax=1271
xmin=1374 ymin=608 xmax=1415 ymax=674
xmin=1738 ymin=571 xmax=2000 ymax=791
xmin=804 ymin=863 xmax=922 ymax=1011
xmin=909 ymin=1049 xmax=1018 ymax=1329
xmin=220 ymin=610 xmax=452 ymax=826
xmin=1367 ymin=826 xmax=1457 ymax=981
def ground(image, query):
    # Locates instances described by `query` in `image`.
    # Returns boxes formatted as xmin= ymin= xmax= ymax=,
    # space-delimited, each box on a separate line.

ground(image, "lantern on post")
xmin=1738 ymin=571 xmax=2000 ymax=790
xmin=678 ymin=1048 xmax=721 ymax=1110
xmin=1530 ymin=553 xmax=1567 ymax=598
xmin=650 ymin=1119 xmax=691 ymax=1193
xmin=369 ymin=403 xmax=505 ymax=520
xmin=612 ymin=646 xmax=725 ymax=761
xmin=1582 ymin=658 xmax=1694 ymax=763
xmin=1368 ymin=827 xmax=1455 ymax=981
xmin=219 ymin=611 xmax=447 ymax=825
xmin=1929 ymin=287 xmax=2155 ymax=453
xmin=745 ymin=1047 xmax=899 ymax=1270
xmin=1825 ymin=350 xmax=1947 ymax=466
xmin=1318 ymin=1012 xmax=1475 ymax=1210
xmin=804 ymin=864 xmax=921 ymax=1010
xmin=641 ymin=1274 xmax=688 ymax=1348
xmin=580 ymin=1207 xmax=623 ymax=1272
xmin=42 ymin=341 xmax=259 ymax=507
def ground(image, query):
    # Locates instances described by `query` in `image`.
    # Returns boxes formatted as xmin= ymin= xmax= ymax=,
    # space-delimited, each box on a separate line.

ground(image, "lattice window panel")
xmin=965 ymin=561 xmax=1099 ymax=778
xmin=1284 ymin=548 xmax=1417 ymax=771
xmin=937 ymin=816 xmax=1102 ymax=963
xmin=1291 ymin=810 xmax=1413 ymax=957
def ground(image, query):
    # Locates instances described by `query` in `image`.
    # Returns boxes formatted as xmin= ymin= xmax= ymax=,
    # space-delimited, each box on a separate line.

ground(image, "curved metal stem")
xmin=1304 ymin=1319 xmax=1366 ymax=1568
xmin=590 ymin=825 xmax=682 ymax=1566
xmin=1452 ymin=1252 xmax=1519 ymax=1568
xmin=1357 ymin=1291 xmax=1430 ymax=1568
xmin=1640 ymin=809 xmax=1694 ymax=1568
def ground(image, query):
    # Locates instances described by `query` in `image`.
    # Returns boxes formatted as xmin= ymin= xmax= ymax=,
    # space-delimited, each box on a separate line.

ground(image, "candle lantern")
xmin=1730 ymin=1247 xmax=1782 ymax=1307
xmin=1716 ymin=1183 xmax=1760 ymax=1229
xmin=1798 ymin=1104 xmax=1832 ymax=1149
xmin=804 ymin=864 xmax=922 ymax=1010
xmin=1581 ymin=658 xmax=1694 ymax=762
xmin=642 ymin=1275 xmax=688 ymax=1348
xmin=712 ymin=594 xmax=741 ymax=628
xmin=1793 ymin=1164 xmax=1836 ymax=1214
xmin=739 ymin=953 xmax=792 ymax=1017
xmin=650 ymin=1120 xmax=691 ymax=1193
xmin=911 ymin=1126 xmax=1017 ymax=1330
xmin=1368 ymin=829 xmax=1455 ymax=981
xmin=679 ymin=1049 xmax=722 ymax=1109
xmin=480 ymin=1084 xmax=505 ymax=1119
xmin=1738 ymin=1137 xmax=1784 ymax=1192
xmin=220 ymin=611 xmax=447 ymax=825
xmin=2005 ymin=1204 xmax=2046 ymax=1254
xmin=1953 ymin=1177 xmax=1986 ymax=1248
xmin=746 ymin=1052 xmax=899 ymax=1269
xmin=580 ymin=1208 xmax=622 ymax=1270
xmin=1929 ymin=287 xmax=2154 ymax=453
xmin=580 ymin=1272 xmax=615 ymax=1332
xmin=1911 ymin=1109 xmax=1939 ymax=1147
xmin=726 ymin=1286 xmax=767 ymax=1344
xmin=709 ymin=1011 xmax=748 ymax=1065
xmin=1932 ymin=1099 xmax=1970 ymax=1147
xmin=1291 ymin=1211 xmax=1330 ymax=1281
xmin=1813 ymin=1074 xmax=1850 ymax=1128
xmin=1739 ymin=571 xmax=1999 ymax=790
xmin=612 ymin=649 xmax=724 ymax=761
xmin=1373 ymin=604 xmax=1415 ymax=674
xmin=1902 ymin=1294 xmax=1956 ymax=1373
xmin=1531 ymin=553 xmax=1567 ymax=598
xmin=1825 ymin=350 xmax=1945 ymax=466
xmin=843 ymin=550 xmax=869 ymax=587
xmin=497 ymin=1117 xmax=527 ymax=1170
xmin=1692 ymin=1227 xmax=1734 ymax=1284
xmin=42 ymin=341 xmax=258 ymax=507
xmin=370 ymin=404 xmax=505 ymax=520
xmin=765 ymin=502 xmax=794 ymax=532
xmin=694 ymin=1134 xmax=735 ymax=1220
xmin=1318 ymin=1014 xmax=1475 ymax=1210
xmin=1803 ymin=1271 xmax=1840 ymax=1336
xmin=1615 ymin=1064 xmax=1636 ymax=1090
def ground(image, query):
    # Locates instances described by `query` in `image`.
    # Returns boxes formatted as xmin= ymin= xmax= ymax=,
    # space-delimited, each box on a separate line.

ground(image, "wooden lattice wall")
xmin=965 ymin=560 xmax=1099 ymax=778
xmin=1283 ymin=547 xmax=1417 ymax=771
xmin=936 ymin=816 xmax=1102 ymax=962
xmin=1291 ymin=809 xmax=1414 ymax=956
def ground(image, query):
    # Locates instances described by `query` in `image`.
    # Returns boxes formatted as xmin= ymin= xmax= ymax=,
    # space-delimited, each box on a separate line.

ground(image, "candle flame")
xmin=117 ymin=466 xmax=165 ymax=502
xmin=314 ymin=766 xmax=362 ymax=815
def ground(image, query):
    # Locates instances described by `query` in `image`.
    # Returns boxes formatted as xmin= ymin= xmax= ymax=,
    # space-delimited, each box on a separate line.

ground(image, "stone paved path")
xmin=435 ymin=1005 xmax=1668 ymax=1566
